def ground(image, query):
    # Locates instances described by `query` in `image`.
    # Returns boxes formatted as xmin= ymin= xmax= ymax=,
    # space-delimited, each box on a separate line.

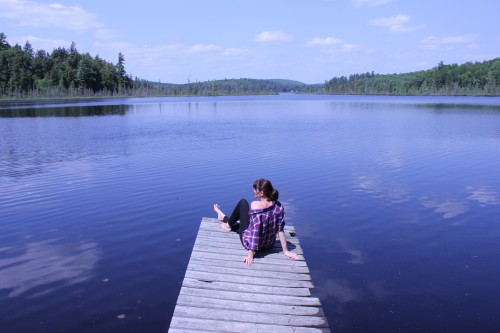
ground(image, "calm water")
xmin=1 ymin=94 xmax=500 ymax=333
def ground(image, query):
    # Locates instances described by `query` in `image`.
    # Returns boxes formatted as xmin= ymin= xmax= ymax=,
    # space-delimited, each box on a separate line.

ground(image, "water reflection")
xmin=420 ymin=196 xmax=469 ymax=219
xmin=336 ymin=239 xmax=365 ymax=264
xmin=466 ymin=186 xmax=500 ymax=205
xmin=374 ymin=151 xmax=405 ymax=170
xmin=316 ymin=277 xmax=362 ymax=303
xmin=0 ymin=104 xmax=129 ymax=117
xmin=352 ymin=173 xmax=410 ymax=204
xmin=0 ymin=113 xmax=132 ymax=180
xmin=415 ymin=102 xmax=500 ymax=113
xmin=0 ymin=239 xmax=100 ymax=297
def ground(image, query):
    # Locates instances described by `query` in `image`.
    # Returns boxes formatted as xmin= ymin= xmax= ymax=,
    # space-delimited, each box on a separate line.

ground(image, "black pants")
xmin=223 ymin=199 xmax=250 ymax=245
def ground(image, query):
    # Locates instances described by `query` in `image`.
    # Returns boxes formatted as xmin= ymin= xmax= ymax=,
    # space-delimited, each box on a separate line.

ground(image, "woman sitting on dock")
xmin=213 ymin=178 xmax=298 ymax=265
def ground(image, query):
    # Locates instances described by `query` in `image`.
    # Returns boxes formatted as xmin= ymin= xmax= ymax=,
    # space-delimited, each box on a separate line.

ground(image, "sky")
xmin=1 ymin=0 xmax=499 ymax=84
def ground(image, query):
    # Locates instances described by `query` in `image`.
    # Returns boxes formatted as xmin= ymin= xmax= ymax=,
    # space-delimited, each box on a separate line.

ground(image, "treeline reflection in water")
xmin=0 ymin=104 xmax=129 ymax=117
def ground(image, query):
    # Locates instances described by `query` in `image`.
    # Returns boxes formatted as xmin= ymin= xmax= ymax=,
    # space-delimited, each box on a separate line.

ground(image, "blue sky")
xmin=1 ymin=0 xmax=499 ymax=84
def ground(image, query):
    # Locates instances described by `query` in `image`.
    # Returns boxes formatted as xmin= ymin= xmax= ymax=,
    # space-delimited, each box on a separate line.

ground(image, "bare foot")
xmin=221 ymin=223 xmax=231 ymax=232
xmin=214 ymin=204 xmax=231 ymax=231
xmin=213 ymin=204 xmax=226 ymax=221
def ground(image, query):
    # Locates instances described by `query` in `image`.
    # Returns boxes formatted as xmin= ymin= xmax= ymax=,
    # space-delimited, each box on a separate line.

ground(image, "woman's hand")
xmin=244 ymin=251 xmax=254 ymax=265
xmin=284 ymin=250 xmax=298 ymax=260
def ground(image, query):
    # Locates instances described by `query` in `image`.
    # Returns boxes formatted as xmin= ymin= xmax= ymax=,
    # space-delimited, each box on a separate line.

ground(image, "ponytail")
xmin=270 ymin=189 xmax=279 ymax=201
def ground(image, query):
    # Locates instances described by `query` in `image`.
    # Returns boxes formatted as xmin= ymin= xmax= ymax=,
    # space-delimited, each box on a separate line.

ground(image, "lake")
xmin=1 ymin=94 xmax=500 ymax=333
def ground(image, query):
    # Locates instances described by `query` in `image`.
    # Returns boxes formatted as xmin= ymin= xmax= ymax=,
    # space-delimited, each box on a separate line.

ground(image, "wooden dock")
xmin=168 ymin=217 xmax=331 ymax=333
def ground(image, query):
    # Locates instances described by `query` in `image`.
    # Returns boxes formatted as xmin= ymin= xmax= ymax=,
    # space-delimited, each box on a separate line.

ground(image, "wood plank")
xmin=194 ymin=237 xmax=303 ymax=253
xmin=173 ymin=305 xmax=329 ymax=327
xmin=170 ymin=317 xmax=331 ymax=333
xmin=182 ymin=278 xmax=311 ymax=297
xmin=198 ymin=220 xmax=298 ymax=236
xmin=179 ymin=287 xmax=321 ymax=306
xmin=194 ymin=233 xmax=301 ymax=248
xmin=191 ymin=244 xmax=306 ymax=260
xmin=184 ymin=270 xmax=314 ymax=289
xmin=176 ymin=294 xmax=324 ymax=316
xmin=187 ymin=262 xmax=312 ymax=281
xmin=196 ymin=228 xmax=301 ymax=244
xmin=199 ymin=218 xmax=296 ymax=232
xmin=190 ymin=251 xmax=308 ymax=267
xmin=168 ymin=217 xmax=330 ymax=333
xmin=189 ymin=257 xmax=310 ymax=274
xmin=194 ymin=236 xmax=302 ymax=253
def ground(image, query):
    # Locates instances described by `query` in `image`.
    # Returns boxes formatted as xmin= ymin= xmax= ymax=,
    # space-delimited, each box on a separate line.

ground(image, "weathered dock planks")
xmin=168 ymin=217 xmax=331 ymax=333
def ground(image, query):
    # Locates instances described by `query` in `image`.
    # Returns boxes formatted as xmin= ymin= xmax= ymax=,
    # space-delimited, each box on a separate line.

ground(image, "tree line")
xmin=324 ymin=59 xmax=500 ymax=96
xmin=1 ymin=32 xmax=499 ymax=98
xmin=132 ymin=78 xmax=318 ymax=97
xmin=0 ymin=32 xmax=314 ymax=99
xmin=0 ymin=33 xmax=132 ymax=98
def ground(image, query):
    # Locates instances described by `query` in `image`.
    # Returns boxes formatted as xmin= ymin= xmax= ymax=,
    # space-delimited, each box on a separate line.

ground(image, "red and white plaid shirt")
xmin=242 ymin=201 xmax=285 ymax=251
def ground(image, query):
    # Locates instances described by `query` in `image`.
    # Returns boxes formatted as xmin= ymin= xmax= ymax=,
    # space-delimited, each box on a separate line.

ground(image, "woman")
xmin=213 ymin=178 xmax=298 ymax=265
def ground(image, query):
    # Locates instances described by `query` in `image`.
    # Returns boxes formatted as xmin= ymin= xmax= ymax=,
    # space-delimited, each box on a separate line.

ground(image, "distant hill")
xmin=138 ymin=78 xmax=318 ymax=96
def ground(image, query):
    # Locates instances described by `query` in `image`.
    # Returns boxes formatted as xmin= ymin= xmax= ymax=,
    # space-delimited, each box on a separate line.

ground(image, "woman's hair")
xmin=253 ymin=178 xmax=279 ymax=201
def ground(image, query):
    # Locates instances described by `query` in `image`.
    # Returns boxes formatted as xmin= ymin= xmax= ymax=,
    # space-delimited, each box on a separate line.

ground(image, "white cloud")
xmin=370 ymin=15 xmax=410 ymax=26
xmin=341 ymin=43 xmax=362 ymax=52
xmin=95 ymin=41 xmax=245 ymax=60
xmin=326 ymin=43 xmax=362 ymax=53
xmin=369 ymin=14 xmax=425 ymax=33
xmin=306 ymin=36 xmax=362 ymax=53
xmin=188 ymin=43 xmax=221 ymax=53
xmin=442 ymin=35 xmax=479 ymax=44
xmin=222 ymin=48 xmax=249 ymax=57
xmin=92 ymin=41 xmax=252 ymax=81
xmin=391 ymin=24 xmax=426 ymax=33
xmin=422 ymin=34 xmax=479 ymax=49
xmin=306 ymin=37 xmax=342 ymax=46
xmin=353 ymin=0 xmax=393 ymax=8
xmin=95 ymin=28 xmax=116 ymax=40
xmin=0 ymin=0 xmax=114 ymax=38
xmin=255 ymin=31 xmax=293 ymax=42
xmin=421 ymin=36 xmax=440 ymax=49
xmin=9 ymin=35 xmax=72 ymax=51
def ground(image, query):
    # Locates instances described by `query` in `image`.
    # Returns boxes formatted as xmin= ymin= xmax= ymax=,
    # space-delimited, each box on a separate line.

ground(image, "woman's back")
xmin=244 ymin=201 xmax=285 ymax=250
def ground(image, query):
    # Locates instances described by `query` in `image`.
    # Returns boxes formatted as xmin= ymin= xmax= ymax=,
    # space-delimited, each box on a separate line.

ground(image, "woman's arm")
xmin=278 ymin=231 xmax=298 ymax=260
xmin=243 ymin=213 xmax=260 ymax=265
xmin=244 ymin=250 xmax=254 ymax=265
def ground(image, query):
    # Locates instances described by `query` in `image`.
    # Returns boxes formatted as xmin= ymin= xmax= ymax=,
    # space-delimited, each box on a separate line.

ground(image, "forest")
xmin=324 ymin=58 xmax=500 ymax=96
xmin=134 ymin=78 xmax=320 ymax=96
xmin=0 ymin=33 xmax=133 ymax=98
xmin=1 ymin=32 xmax=499 ymax=99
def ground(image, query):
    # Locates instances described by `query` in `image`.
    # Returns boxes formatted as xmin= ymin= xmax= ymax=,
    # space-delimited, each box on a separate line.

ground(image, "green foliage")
xmin=324 ymin=59 xmax=500 ymax=96
xmin=0 ymin=33 xmax=10 ymax=51
xmin=132 ymin=78 xmax=315 ymax=97
xmin=0 ymin=33 xmax=132 ymax=98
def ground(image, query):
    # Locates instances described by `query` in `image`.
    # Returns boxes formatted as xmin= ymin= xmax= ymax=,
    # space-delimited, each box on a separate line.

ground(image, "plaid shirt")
xmin=242 ymin=201 xmax=285 ymax=251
